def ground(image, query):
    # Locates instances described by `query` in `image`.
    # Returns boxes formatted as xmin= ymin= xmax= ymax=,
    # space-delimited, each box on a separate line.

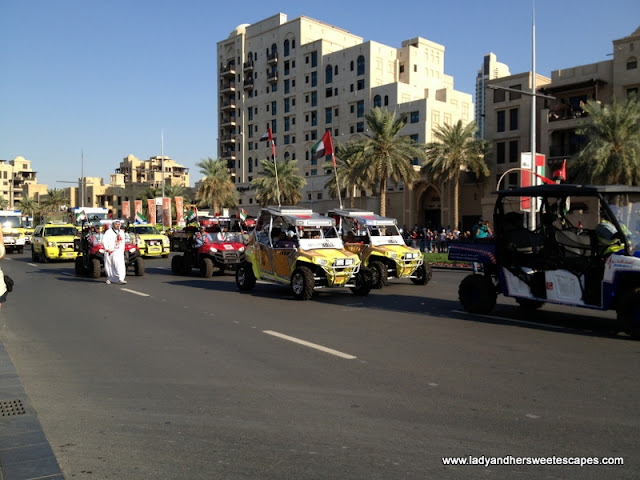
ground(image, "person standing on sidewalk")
xmin=102 ymin=219 xmax=127 ymax=285
xmin=471 ymin=218 xmax=492 ymax=273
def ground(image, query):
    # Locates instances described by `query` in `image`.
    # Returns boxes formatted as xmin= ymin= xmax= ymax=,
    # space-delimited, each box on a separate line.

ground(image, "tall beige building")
xmin=0 ymin=156 xmax=38 ymax=209
xmin=475 ymin=53 xmax=511 ymax=139
xmin=482 ymin=26 xmax=640 ymax=220
xmin=217 ymin=13 xmax=476 ymax=228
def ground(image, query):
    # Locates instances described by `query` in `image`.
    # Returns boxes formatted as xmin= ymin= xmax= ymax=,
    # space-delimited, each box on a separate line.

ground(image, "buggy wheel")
xmin=91 ymin=258 xmax=101 ymax=279
xmin=370 ymin=260 xmax=388 ymax=289
xmin=516 ymin=298 xmax=544 ymax=311
xmin=351 ymin=267 xmax=373 ymax=296
xmin=236 ymin=261 xmax=256 ymax=291
xmin=200 ymin=257 xmax=214 ymax=278
xmin=134 ymin=256 xmax=145 ymax=276
xmin=32 ymin=247 xmax=38 ymax=261
xmin=291 ymin=266 xmax=315 ymax=300
xmin=616 ymin=286 xmax=640 ymax=339
xmin=42 ymin=250 xmax=49 ymax=263
xmin=17 ymin=247 xmax=23 ymax=254
xmin=171 ymin=255 xmax=185 ymax=275
xmin=411 ymin=263 xmax=433 ymax=285
xmin=458 ymin=274 xmax=497 ymax=314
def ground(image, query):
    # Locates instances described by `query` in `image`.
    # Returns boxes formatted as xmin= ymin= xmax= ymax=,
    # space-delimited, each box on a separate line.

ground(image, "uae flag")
xmin=259 ymin=130 xmax=271 ymax=142
xmin=239 ymin=209 xmax=248 ymax=222
xmin=135 ymin=212 xmax=147 ymax=224
xmin=75 ymin=210 xmax=87 ymax=223
xmin=186 ymin=208 xmax=198 ymax=224
xmin=312 ymin=130 xmax=335 ymax=166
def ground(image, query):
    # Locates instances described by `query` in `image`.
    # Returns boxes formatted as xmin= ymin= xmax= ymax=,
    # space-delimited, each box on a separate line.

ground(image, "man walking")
xmin=103 ymin=219 xmax=127 ymax=285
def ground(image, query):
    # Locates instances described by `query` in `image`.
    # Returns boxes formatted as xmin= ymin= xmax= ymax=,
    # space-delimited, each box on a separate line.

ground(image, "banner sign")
xmin=148 ymin=199 xmax=156 ymax=225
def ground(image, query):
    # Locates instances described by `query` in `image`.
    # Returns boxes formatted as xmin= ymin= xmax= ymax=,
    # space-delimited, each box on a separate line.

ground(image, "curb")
xmin=0 ymin=339 xmax=64 ymax=480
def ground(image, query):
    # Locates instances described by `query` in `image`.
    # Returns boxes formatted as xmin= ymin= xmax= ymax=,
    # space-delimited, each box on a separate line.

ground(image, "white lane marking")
xmin=263 ymin=330 xmax=357 ymax=360
xmin=452 ymin=310 xmax=565 ymax=330
xmin=120 ymin=288 xmax=150 ymax=297
xmin=28 ymin=263 xmax=38 ymax=267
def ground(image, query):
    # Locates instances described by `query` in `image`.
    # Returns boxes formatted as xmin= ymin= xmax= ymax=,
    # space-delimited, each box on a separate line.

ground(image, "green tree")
xmin=324 ymin=142 xmax=370 ymax=208
xmin=42 ymin=188 xmax=68 ymax=217
xmin=569 ymin=95 xmax=640 ymax=185
xmin=251 ymin=157 xmax=306 ymax=206
xmin=421 ymin=120 xmax=490 ymax=229
xmin=359 ymin=108 xmax=422 ymax=216
xmin=17 ymin=195 xmax=40 ymax=223
xmin=195 ymin=157 xmax=238 ymax=213
xmin=0 ymin=195 xmax=8 ymax=210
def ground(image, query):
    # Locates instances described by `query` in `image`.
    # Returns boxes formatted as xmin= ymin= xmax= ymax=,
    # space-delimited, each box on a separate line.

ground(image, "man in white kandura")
xmin=102 ymin=219 xmax=127 ymax=285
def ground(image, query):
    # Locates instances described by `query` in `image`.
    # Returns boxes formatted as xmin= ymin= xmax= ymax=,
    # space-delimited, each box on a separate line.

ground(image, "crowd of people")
xmin=402 ymin=220 xmax=494 ymax=253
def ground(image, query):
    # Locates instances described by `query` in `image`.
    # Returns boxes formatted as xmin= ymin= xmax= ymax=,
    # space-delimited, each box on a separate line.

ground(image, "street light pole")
xmin=530 ymin=0 xmax=537 ymax=230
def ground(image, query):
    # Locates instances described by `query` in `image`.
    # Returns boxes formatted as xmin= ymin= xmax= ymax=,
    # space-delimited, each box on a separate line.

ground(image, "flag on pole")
xmin=135 ymin=211 xmax=147 ymax=224
xmin=312 ymin=130 xmax=335 ymax=166
xmin=259 ymin=131 xmax=270 ymax=142
xmin=186 ymin=208 xmax=198 ymax=224
xmin=75 ymin=209 xmax=87 ymax=223
xmin=239 ymin=209 xmax=248 ymax=222
xmin=260 ymin=127 xmax=277 ymax=160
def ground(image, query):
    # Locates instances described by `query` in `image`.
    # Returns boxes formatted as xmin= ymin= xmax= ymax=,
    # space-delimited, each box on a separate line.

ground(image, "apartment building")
xmin=475 ymin=53 xmax=511 ymax=139
xmin=0 ymin=156 xmax=38 ymax=208
xmin=482 ymin=26 xmax=640 ymax=219
xmin=217 ymin=13 xmax=476 ymax=229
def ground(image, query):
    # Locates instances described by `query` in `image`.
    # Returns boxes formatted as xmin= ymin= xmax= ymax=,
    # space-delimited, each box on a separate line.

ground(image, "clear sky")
xmin=1 ymin=0 xmax=638 ymax=191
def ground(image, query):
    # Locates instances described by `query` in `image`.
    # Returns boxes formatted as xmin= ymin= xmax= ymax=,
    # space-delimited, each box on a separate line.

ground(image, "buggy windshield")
xmin=603 ymin=193 xmax=640 ymax=250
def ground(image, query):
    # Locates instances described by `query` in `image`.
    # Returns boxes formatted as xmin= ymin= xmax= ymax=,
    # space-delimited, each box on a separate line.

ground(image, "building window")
xmin=311 ymin=51 xmax=318 ymax=68
xmin=509 ymin=108 xmax=518 ymax=130
xmin=410 ymin=134 xmax=419 ymax=143
xmin=284 ymin=98 xmax=290 ymax=113
xmin=271 ymin=119 xmax=277 ymax=134
xmin=311 ymin=130 xmax=317 ymax=140
xmin=384 ymin=95 xmax=389 ymax=106
xmin=410 ymin=111 xmax=419 ymax=123
xmin=494 ymin=88 xmax=506 ymax=103
xmin=325 ymin=65 xmax=333 ymax=84
xmin=627 ymin=57 xmax=637 ymax=70
xmin=284 ymin=79 xmax=290 ymax=94
xmin=628 ymin=87 xmax=639 ymax=99
xmin=509 ymin=140 xmax=519 ymax=163
xmin=350 ymin=60 xmax=354 ymax=71
xmin=311 ymin=91 xmax=317 ymax=107
xmin=284 ymin=117 xmax=290 ymax=131
xmin=311 ymin=111 xmax=318 ymax=126
xmin=357 ymin=78 xmax=365 ymax=90
xmin=326 ymin=87 xmax=333 ymax=98
xmin=373 ymin=95 xmax=381 ymax=108
xmin=284 ymin=61 xmax=290 ymax=76
xmin=271 ymin=101 xmax=277 ymax=116
xmin=497 ymin=142 xmax=506 ymax=164
xmin=357 ymin=122 xmax=364 ymax=132
xmin=399 ymin=64 xmax=404 ymax=74
xmin=497 ymin=111 xmax=506 ymax=132
xmin=326 ymin=108 xmax=332 ymax=124
xmin=357 ymin=100 xmax=364 ymax=118
xmin=284 ymin=39 xmax=290 ymax=57
xmin=311 ymin=71 xmax=317 ymax=87
xmin=509 ymin=84 xmax=522 ymax=100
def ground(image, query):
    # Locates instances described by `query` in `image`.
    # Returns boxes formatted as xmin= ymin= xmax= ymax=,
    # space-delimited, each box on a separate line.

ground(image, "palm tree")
xmin=324 ymin=142 xmax=370 ymax=208
xmin=0 ymin=195 xmax=8 ymax=210
xmin=359 ymin=108 xmax=422 ymax=216
xmin=42 ymin=188 xmax=68 ymax=216
xmin=195 ymin=157 xmax=238 ymax=213
xmin=569 ymin=95 xmax=640 ymax=185
xmin=422 ymin=120 xmax=490 ymax=230
xmin=17 ymin=195 xmax=40 ymax=223
xmin=251 ymin=157 xmax=306 ymax=206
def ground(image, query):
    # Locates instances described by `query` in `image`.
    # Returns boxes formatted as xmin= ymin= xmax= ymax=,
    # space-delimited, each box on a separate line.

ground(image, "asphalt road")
xmin=0 ymin=250 xmax=638 ymax=479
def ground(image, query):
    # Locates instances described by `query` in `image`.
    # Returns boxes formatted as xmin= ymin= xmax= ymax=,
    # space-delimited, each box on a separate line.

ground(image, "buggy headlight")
xmin=47 ymin=241 xmax=56 ymax=247
xmin=209 ymin=247 xmax=218 ymax=253
xmin=238 ymin=246 xmax=245 ymax=252
xmin=162 ymin=237 xmax=170 ymax=246
xmin=335 ymin=258 xmax=345 ymax=266
xmin=388 ymin=252 xmax=398 ymax=258
xmin=317 ymin=258 xmax=328 ymax=266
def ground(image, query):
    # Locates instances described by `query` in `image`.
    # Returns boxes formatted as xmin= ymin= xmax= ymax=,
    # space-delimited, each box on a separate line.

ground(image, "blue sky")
xmin=1 ymin=0 xmax=638 ymax=191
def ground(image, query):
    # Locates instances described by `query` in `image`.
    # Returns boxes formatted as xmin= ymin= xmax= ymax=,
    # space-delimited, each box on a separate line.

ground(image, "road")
xmin=0 ymin=250 xmax=638 ymax=479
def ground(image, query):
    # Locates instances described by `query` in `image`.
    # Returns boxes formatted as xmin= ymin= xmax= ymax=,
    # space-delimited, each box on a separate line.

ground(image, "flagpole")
xmin=333 ymin=156 xmax=343 ymax=209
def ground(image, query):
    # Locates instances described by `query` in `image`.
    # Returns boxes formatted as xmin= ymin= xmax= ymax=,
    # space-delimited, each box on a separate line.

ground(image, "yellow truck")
xmin=0 ymin=210 xmax=26 ymax=254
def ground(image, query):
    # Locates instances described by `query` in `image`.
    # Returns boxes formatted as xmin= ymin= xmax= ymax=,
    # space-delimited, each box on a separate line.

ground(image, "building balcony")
xmin=221 ymin=63 xmax=236 ymax=77
xmin=228 ymin=168 xmax=237 ymax=177
xmin=243 ymin=78 xmax=254 ymax=90
xmin=220 ymin=82 xmax=236 ymax=93
xmin=220 ymin=116 xmax=237 ymax=127
xmin=243 ymin=60 xmax=254 ymax=72
xmin=221 ymin=135 xmax=236 ymax=145
xmin=221 ymin=151 xmax=236 ymax=161
xmin=221 ymin=99 xmax=236 ymax=110
xmin=549 ymin=144 xmax=582 ymax=159
xmin=267 ymin=52 xmax=278 ymax=65
xmin=267 ymin=70 xmax=278 ymax=82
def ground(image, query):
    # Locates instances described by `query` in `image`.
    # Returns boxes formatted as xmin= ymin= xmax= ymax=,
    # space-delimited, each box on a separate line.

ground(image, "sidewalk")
xmin=0 ymin=339 xmax=64 ymax=480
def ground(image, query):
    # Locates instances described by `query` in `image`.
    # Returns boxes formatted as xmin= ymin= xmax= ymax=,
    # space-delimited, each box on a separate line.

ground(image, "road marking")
xmin=263 ymin=330 xmax=357 ymax=360
xmin=28 ymin=263 xmax=38 ymax=267
xmin=452 ymin=310 xmax=565 ymax=330
xmin=120 ymin=288 xmax=150 ymax=297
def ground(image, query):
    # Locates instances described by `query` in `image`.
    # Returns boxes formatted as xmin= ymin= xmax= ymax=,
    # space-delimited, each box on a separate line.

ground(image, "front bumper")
xmin=44 ymin=245 xmax=78 ymax=260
